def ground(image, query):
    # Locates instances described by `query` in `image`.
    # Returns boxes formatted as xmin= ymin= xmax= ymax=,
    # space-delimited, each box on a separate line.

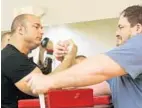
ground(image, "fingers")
xmin=27 ymin=75 xmax=37 ymax=94
xmin=54 ymin=41 xmax=69 ymax=60
xmin=26 ymin=74 xmax=50 ymax=94
xmin=27 ymin=77 xmax=33 ymax=88
xmin=25 ymin=75 xmax=32 ymax=83
xmin=54 ymin=40 xmax=77 ymax=61
xmin=26 ymin=74 xmax=38 ymax=93
xmin=26 ymin=75 xmax=35 ymax=93
xmin=27 ymin=78 xmax=38 ymax=94
xmin=57 ymin=40 xmax=68 ymax=49
xmin=56 ymin=40 xmax=74 ymax=52
xmin=56 ymin=43 xmax=66 ymax=51
xmin=55 ymin=41 xmax=68 ymax=52
xmin=32 ymin=88 xmax=43 ymax=94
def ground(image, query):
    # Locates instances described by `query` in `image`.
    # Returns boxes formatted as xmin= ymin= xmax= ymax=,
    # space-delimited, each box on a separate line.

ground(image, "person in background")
xmin=1 ymin=31 xmax=11 ymax=49
xmin=38 ymin=37 xmax=54 ymax=74
xmin=75 ymin=55 xmax=86 ymax=64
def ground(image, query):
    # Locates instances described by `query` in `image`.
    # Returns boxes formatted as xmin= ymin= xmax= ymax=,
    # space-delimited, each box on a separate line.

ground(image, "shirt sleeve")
xmin=106 ymin=35 xmax=142 ymax=79
xmin=4 ymin=53 xmax=37 ymax=83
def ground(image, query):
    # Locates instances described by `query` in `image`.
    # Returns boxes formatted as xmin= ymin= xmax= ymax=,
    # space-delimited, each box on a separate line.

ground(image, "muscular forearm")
xmin=48 ymin=54 xmax=126 ymax=89
xmin=16 ymin=67 xmax=43 ymax=97
xmin=52 ymin=55 xmax=76 ymax=73
xmin=50 ymin=66 xmax=107 ymax=89
xmin=15 ymin=81 xmax=38 ymax=97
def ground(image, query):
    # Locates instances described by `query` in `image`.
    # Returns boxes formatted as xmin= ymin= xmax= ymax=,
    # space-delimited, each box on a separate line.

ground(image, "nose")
xmin=116 ymin=29 xmax=120 ymax=36
xmin=40 ymin=27 xmax=44 ymax=36
xmin=116 ymin=34 xmax=120 ymax=38
xmin=116 ymin=28 xmax=122 ymax=39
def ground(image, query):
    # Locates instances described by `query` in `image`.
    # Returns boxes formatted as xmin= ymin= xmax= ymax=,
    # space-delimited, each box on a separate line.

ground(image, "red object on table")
xmin=47 ymin=89 xmax=94 ymax=108
xmin=93 ymin=95 xmax=111 ymax=105
xmin=18 ymin=89 xmax=111 ymax=108
xmin=18 ymin=99 xmax=41 ymax=108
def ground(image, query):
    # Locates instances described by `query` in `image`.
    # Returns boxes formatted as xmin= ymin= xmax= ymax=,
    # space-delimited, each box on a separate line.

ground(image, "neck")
xmin=9 ymin=34 xmax=31 ymax=55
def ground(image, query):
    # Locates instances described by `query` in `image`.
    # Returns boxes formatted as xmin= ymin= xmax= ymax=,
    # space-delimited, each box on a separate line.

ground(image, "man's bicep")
xmin=94 ymin=54 xmax=127 ymax=79
xmin=106 ymin=47 xmax=142 ymax=79
xmin=15 ymin=67 xmax=42 ymax=97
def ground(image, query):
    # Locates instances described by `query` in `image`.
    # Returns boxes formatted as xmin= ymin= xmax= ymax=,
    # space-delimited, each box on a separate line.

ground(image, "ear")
xmin=136 ymin=23 xmax=142 ymax=33
xmin=17 ymin=25 xmax=26 ymax=35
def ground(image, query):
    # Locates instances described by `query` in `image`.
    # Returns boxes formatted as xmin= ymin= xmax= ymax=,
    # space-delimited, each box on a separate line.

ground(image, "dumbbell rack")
xmin=18 ymin=89 xmax=112 ymax=108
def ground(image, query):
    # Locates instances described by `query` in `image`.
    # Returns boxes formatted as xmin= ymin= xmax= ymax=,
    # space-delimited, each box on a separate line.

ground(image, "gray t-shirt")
xmin=106 ymin=34 xmax=142 ymax=108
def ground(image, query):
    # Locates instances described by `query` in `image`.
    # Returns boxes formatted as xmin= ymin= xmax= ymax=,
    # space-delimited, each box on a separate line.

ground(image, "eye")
xmin=41 ymin=26 xmax=43 ymax=29
xmin=119 ymin=26 xmax=124 ymax=29
xmin=33 ymin=25 xmax=39 ymax=29
xmin=35 ymin=26 xmax=39 ymax=29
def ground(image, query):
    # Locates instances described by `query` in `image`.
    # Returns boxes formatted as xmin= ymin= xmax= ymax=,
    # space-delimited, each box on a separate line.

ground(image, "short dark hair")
xmin=1 ymin=31 xmax=11 ymax=41
xmin=75 ymin=55 xmax=87 ymax=59
xmin=11 ymin=14 xmax=35 ymax=33
xmin=121 ymin=5 xmax=142 ymax=27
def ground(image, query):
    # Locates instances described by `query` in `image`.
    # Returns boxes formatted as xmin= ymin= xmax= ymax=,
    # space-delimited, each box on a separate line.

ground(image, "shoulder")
xmin=2 ymin=45 xmax=34 ymax=70
xmin=107 ymin=34 xmax=142 ymax=55
xmin=126 ymin=34 xmax=142 ymax=48
xmin=2 ymin=48 xmax=24 ymax=64
xmin=105 ymin=34 xmax=142 ymax=79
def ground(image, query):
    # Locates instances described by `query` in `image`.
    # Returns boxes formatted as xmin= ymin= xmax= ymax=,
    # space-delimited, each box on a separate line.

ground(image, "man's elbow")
xmin=97 ymin=67 xmax=127 ymax=80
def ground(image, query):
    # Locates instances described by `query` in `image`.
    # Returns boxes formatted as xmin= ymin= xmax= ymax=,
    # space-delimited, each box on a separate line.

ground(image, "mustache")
xmin=116 ymin=35 xmax=122 ymax=39
xmin=116 ymin=35 xmax=122 ymax=46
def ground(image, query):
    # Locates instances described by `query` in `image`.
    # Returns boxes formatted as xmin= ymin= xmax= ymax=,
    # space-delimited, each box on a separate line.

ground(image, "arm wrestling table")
xmin=18 ymin=89 xmax=112 ymax=108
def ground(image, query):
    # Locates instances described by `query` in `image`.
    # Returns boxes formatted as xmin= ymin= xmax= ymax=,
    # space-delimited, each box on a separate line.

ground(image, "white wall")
xmin=43 ymin=18 xmax=117 ymax=57
xmin=2 ymin=0 xmax=141 ymax=30
xmin=38 ymin=18 xmax=118 ymax=69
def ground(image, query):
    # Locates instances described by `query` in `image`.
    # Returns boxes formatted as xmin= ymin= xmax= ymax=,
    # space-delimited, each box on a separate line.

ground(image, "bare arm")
xmin=52 ymin=41 xmax=77 ymax=73
xmin=50 ymin=54 xmax=126 ymax=88
xmin=27 ymin=54 xmax=126 ymax=94
xmin=52 ymin=55 xmax=76 ymax=73
xmin=15 ymin=67 xmax=42 ymax=97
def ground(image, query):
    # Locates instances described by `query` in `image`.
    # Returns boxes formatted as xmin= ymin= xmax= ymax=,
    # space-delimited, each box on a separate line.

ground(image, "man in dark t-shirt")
xmin=1 ymin=14 xmax=77 ymax=108
xmin=1 ymin=44 xmax=37 ymax=108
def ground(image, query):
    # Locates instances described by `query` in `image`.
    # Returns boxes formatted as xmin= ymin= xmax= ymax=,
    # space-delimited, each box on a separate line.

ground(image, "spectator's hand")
xmin=27 ymin=73 xmax=54 ymax=94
